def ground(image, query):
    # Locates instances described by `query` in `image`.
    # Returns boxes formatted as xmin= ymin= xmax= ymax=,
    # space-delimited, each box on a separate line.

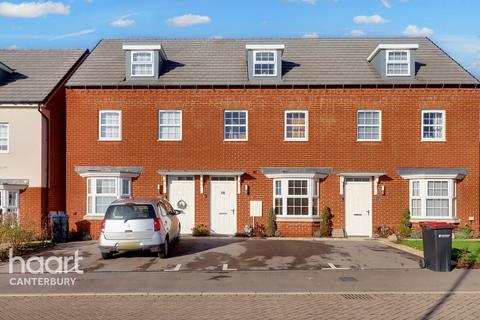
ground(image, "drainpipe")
xmin=37 ymin=103 xmax=49 ymax=237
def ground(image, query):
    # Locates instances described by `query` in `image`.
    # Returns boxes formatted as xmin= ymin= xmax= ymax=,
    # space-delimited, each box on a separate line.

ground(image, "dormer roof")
xmin=367 ymin=43 xmax=419 ymax=62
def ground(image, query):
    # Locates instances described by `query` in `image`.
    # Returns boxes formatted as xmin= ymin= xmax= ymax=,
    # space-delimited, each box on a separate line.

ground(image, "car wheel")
xmin=159 ymin=238 xmax=169 ymax=259
xmin=101 ymin=252 xmax=112 ymax=260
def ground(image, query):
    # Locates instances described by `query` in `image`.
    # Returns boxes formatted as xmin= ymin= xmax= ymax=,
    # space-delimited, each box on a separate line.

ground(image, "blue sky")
xmin=0 ymin=0 xmax=479 ymax=78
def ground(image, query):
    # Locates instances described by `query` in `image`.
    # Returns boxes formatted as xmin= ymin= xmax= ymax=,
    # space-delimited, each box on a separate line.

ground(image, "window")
xmin=285 ymin=111 xmax=308 ymax=141
xmin=87 ymin=178 xmax=132 ymax=215
xmin=357 ymin=110 xmax=381 ymax=141
xmin=386 ymin=50 xmax=410 ymax=76
xmin=131 ymin=51 xmax=154 ymax=77
xmin=253 ymin=50 xmax=277 ymax=76
xmin=0 ymin=123 xmax=8 ymax=153
xmin=273 ymin=179 xmax=319 ymax=217
xmin=409 ymin=179 xmax=455 ymax=219
xmin=159 ymin=110 xmax=182 ymax=141
xmin=0 ymin=190 xmax=19 ymax=223
xmin=422 ymin=111 xmax=445 ymax=141
xmin=224 ymin=110 xmax=248 ymax=141
xmin=99 ymin=111 xmax=121 ymax=141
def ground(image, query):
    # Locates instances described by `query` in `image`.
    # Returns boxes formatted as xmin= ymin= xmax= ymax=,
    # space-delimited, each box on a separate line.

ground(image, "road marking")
xmin=222 ymin=264 xmax=237 ymax=271
xmin=164 ymin=264 xmax=181 ymax=272
xmin=321 ymin=263 xmax=351 ymax=270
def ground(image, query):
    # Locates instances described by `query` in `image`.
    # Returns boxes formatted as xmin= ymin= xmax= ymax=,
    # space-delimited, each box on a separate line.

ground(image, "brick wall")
xmin=65 ymin=88 xmax=480 ymax=239
xmin=19 ymin=187 xmax=46 ymax=238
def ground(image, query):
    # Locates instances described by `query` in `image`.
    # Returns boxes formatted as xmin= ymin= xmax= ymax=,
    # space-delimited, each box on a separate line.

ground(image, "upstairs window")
xmin=422 ymin=110 xmax=445 ymax=141
xmin=285 ymin=111 xmax=308 ymax=141
xmin=0 ymin=123 xmax=8 ymax=153
xmin=224 ymin=110 xmax=248 ymax=141
xmin=99 ymin=111 xmax=122 ymax=141
xmin=131 ymin=51 xmax=154 ymax=77
xmin=159 ymin=110 xmax=182 ymax=141
xmin=253 ymin=51 xmax=277 ymax=76
xmin=357 ymin=110 xmax=381 ymax=141
xmin=386 ymin=50 xmax=410 ymax=76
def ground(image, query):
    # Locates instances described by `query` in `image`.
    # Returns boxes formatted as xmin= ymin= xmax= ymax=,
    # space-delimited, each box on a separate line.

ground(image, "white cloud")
xmin=5 ymin=44 xmax=20 ymax=49
xmin=353 ymin=15 xmax=389 ymax=24
xmin=111 ymin=18 xmax=135 ymax=28
xmin=402 ymin=25 xmax=433 ymax=37
xmin=209 ymin=35 xmax=224 ymax=39
xmin=349 ymin=29 xmax=366 ymax=37
xmin=166 ymin=14 xmax=210 ymax=27
xmin=50 ymin=28 xmax=95 ymax=40
xmin=0 ymin=1 xmax=70 ymax=18
xmin=290 ymin=0 xmax=317 ymax=4
xmin=380 ymin=0 xmax=391 ymax=8
xmin=303 ymin=32 xmax=319 ymax=38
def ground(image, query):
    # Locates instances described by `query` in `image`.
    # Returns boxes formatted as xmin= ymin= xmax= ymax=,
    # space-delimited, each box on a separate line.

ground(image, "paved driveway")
xmin=2 ymin=237 xmax=420 ymax=273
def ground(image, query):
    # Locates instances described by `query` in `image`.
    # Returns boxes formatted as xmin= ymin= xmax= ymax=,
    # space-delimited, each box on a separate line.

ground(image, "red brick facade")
xmin=65 ymin=88 xmax=480 ymax=239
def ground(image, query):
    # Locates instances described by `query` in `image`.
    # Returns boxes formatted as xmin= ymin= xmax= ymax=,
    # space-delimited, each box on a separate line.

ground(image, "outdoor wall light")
xmin=244 ymin=184 xmax=249 ymax=195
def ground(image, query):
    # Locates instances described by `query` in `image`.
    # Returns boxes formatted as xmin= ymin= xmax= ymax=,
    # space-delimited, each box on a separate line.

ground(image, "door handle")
xmin=231 ymin=209 xmax=235 ymax=214
xmin=366 ymin=210 xmax=370 ymax=216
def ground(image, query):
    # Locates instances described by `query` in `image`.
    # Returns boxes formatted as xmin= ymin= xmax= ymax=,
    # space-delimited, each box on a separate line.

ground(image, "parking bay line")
xmin=222 ymin=264 xmax=237 ymax=271
xmin=164 ymin=264 xmax=182 ymax=272
xmin=321 ymin=263 xmax=351 ymax=270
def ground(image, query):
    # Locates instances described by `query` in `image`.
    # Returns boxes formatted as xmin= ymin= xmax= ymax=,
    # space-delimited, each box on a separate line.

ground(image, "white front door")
xmin=168 ymin=176 xmax=195 ymax=234
xmin=210 ymin=177 xmax=237 ymax=235
xmin=344 ymin=177 xmax=372 ymax=237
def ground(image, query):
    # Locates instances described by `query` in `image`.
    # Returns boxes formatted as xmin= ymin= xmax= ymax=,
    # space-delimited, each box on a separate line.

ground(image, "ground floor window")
xmin=273 ymin=179 xmax=319 ymax=217
xmin=409 ymin=179 xmax=455 ymax=219
xmin=0 ymin=190 xmax=19 ymax=223
xmin=87 ymin=178 xmax=131 ymax=215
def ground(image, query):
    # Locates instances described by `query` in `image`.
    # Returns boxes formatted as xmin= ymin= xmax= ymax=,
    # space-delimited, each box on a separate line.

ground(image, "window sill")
xmin=276 ymin=216 xmax=320 ymax=223
xmin=83 ymin=214 xmax=104 ymax=221
xmin=421 ymin=139 xmax=446 ymax=142
xmin=410 ymin=217 xmax=459 ymax=223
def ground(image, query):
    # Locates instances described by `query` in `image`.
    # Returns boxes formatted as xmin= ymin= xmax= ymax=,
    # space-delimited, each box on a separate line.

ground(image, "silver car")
xmin=99 ymin=198 xmax=181 ymax=259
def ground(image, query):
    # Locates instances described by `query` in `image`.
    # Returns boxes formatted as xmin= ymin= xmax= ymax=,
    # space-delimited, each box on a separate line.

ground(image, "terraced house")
xmin=65 ymin=38 xmax=480 ymax=239
xmin=0 ymin=49 xmax=87 ymax=235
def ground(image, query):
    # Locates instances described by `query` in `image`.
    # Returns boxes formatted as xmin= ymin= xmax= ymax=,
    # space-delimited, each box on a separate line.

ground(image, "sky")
xmin=0 ymin=0 xmax=478 ymax=78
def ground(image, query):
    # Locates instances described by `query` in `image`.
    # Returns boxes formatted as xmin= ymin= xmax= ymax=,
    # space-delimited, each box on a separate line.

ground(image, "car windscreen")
xmin=105 ymin=204 xmax=156 ymax=220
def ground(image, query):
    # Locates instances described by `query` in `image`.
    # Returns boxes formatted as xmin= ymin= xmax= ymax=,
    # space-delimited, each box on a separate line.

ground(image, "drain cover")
xmin=342 ymin=294 xmax=373 ymax=300
xmin=339 ymin=276 xmax=358 ymax=282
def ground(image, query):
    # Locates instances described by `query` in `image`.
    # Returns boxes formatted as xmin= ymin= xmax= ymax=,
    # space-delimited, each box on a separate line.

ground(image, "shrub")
xmin=253 ymin=224 xmax=265 ymax=238
xmin=274 ymin=230 xmax=283 ymax=237
xmin=458 ymin=224 xmax=474 ymax=239
xmin=0 ymin=223 xmax=33 ymax=256
xmin=191 ymin=224 xmax=210 ymax=236
xmin=374 ymin=225 xmax=395 ymax=238
xmin=319 ymin=206 xmax=332 ymax=237
xmin=244 ymin=224 xmax=254 ymax=237
xmin=456 ymin=248 xmax=476 ymax=268
xmin=399 ymin=208 xmax=412 ymax=238
xmin=264 ymin=208 xmax=277 ymax=237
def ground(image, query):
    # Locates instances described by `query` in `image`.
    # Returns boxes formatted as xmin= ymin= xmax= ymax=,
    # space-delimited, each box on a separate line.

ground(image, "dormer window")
xmin=131 ymin=51 xmax=154 ymax=77
xmin=386 ymin=50 xmax=410 ymax=76
xmin=253 ymin=51 xmax=277 ymax=76
xmin=367 ymin=43 xmax=418 ymax=79
xmin=122 ymin=44 xmax=167 ymax=80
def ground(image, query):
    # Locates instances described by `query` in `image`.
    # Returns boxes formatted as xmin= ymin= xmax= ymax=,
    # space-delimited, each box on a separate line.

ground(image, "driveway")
xmin=1 ymin=237 xmax=420 ymax=273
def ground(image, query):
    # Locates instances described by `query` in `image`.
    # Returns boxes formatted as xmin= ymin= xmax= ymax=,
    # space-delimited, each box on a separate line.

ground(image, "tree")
xmin=264 ymin=207 xmax=277 ymax=237
xmin=399 ymin=208 xmax=412 ymax=238
xmin=320 ymin=206 xmax=332 ymax=237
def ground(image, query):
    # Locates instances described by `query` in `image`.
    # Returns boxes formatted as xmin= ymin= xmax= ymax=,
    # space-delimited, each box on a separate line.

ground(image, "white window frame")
xmin=284 ymin=110 xmax=308 ymax=142
xmin=86 ymin=177 xmax=132 ymax=216
xmin=158 ymin=110 xmax=182 ymax=141
xmin=0 ymin=189 xmax=19 ymax=224
xmin=253 ymin=50 xmax=277 ymax=77
xmin=357 ymin=110 xmax=382 ymax=142
xmin=422 ymin=110 xmax=446 ymax=142
xmin=385 ymin=50 xmax=411 ymax=77
xmin=409 ymin=179 xmax=455 ymax=220
xmin=224 ymin=110 xmax=248 ymax=141
xmin=99 ymin=110 xmax=122 ymax=141
xmin=0 ymin=123 xmax=9 ymax=153
xmin=273 ymin=178 xmax=319 ymax=217
xmin=131 ymin=51 xmax=154 ymax=77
